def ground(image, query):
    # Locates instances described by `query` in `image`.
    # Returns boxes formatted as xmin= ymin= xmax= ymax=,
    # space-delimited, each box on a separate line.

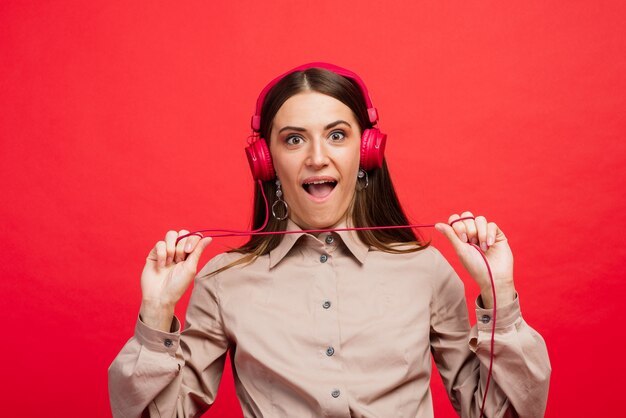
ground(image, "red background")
xmin=1 ymin=1 xmax=625 ymax=416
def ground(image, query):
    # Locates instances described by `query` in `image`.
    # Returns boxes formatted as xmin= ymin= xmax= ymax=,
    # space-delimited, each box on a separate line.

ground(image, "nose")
xmin=306 ymin=137 xmax=330 ymax=169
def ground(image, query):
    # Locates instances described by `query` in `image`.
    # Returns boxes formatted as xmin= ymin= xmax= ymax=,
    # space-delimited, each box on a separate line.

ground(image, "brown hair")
xmin=207 ymin=67 xmax=429 ymax=276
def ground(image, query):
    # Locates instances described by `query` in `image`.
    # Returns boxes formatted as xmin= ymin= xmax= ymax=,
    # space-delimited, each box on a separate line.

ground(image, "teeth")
xmin=304 ymin=180 xmax=336 ymax=185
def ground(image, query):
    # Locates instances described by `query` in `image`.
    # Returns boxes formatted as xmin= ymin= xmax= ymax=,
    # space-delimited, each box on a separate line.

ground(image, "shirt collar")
xmin=268 ymin=219 xmax=369 ymax=268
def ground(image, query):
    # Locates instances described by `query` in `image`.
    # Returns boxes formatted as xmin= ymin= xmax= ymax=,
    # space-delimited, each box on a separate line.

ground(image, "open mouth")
xmin=302 ymin=178 xmax=338 ymax=199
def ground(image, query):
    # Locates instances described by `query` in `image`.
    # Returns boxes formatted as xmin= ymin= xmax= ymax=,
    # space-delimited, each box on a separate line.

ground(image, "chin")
xmin=295 ymin=211 xmax=345 ymax=230
xmin=306 ymin=220 xmax=340 ymax=230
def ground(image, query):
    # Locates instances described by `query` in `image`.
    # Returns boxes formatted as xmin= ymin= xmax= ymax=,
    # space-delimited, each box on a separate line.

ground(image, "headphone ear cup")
xmin=245 ymin=138 xmax=276 ymax=181
xmin=360 ymin=128 xmax=387 ymax=171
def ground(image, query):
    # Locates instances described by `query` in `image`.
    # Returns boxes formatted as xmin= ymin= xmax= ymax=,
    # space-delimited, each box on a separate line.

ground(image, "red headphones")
xmin=245 ymin=62 xmax=388 ymax=182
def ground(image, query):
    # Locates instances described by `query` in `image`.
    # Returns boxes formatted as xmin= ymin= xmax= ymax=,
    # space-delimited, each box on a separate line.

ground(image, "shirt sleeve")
xmin=108 ymin=260 xmax=230 ymax=418
xmin=429 ymin=250 xmax=551 ymax=418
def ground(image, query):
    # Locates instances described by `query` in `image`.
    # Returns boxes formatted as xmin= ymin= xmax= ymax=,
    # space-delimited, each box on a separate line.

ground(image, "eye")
xmin=329 ymin=130 xmax=345 ymax=142
xmin=285 ymin=135 xmax=303 ymax=146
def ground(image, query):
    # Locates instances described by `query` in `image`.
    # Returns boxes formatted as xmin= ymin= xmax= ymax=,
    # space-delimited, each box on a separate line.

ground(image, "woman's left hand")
xmin=435 ymin=211 xmax=516 ymax=308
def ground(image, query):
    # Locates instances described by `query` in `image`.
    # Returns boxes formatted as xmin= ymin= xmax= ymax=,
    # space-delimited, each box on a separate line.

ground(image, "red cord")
xmin=176 ymin=179 xmax=497 ymax=415
xmin=469 ymin=243 xmax=496 ymax=418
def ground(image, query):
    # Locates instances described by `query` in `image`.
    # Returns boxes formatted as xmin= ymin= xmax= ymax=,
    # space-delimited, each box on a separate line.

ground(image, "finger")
xmin=155 ymin=241 xmax=167 ymax=268
xmin=474 ymin=215 xmax=488 ymax=251
xmin=184 ymin=233 xmax=203 ymax=253
xmin=174 ymin=229 xmax=190 ymax=263
xmin=435 ymin=223 xmax=467 ymax=254
xmin=491 ymin=222 xmax=508 ymax=243
xmin=182 ymin=235 xmax=202 ymax=260
xmin=146 ymin=241 xmax=163 ymax=261
xmin=184 ymin=237 xmax=213 ymax=271
xmin=487 ymin=222 xmax=498 ymax=246
xmin=461 ymin=211 xmax=477 ymax=245
xmin=448 ymin=214 xmax=468 ymax=243
xmin=164 ymin=230 xmax=178 ymax=265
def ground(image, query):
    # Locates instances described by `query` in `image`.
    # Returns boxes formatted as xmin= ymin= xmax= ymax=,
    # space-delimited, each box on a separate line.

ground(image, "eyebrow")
xmin=277 ymin=120 xmax=352 ymax=134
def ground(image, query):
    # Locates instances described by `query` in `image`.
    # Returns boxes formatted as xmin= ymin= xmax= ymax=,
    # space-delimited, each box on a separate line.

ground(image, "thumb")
xmin=184 ymin=236 xmax=213 ymax=270
xmin=435 ymin=223 xmax=466 ymax=254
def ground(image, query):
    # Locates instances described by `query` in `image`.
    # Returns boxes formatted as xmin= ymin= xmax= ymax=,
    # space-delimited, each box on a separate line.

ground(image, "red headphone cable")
xmin=175 ymin=179 xmax=496 ymax=417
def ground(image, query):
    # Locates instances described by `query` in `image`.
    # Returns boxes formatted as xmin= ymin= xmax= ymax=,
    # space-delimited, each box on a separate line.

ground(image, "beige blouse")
xmin=108 ymin=220 xmax=551 ymax=417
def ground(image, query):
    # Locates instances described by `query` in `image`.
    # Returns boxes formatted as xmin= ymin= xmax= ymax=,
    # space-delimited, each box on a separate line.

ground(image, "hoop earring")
xmin=272 ymin=179 xmax=289 ymax=221
xmin=357 ymin=168 xmax=369 ymax=191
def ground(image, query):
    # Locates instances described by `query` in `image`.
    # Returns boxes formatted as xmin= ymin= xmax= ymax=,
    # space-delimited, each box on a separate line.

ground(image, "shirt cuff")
xmin=134 ymin=315 xmax=182 ymax=355
xmin=475 ymin=293 xmax=521 ymax=332
xmin=469 ymin=294 xmax=522 ymax=352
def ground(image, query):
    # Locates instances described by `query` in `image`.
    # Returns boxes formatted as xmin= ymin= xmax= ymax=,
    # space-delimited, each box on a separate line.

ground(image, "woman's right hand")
xmin=139 ymin=230 xmax=212 ymax=331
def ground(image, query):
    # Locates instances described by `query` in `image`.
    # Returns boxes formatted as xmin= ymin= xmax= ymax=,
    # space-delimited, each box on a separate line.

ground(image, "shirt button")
xmin=320 ymin=254 xmax=328 ymax=263
xmin=322 ymin=300 xmax=332 ymax=309
xmin=331 ymin=389 xmax=341 ymax=398
xmin=480 ymin=314 xmax=491 ymax=324
xmin=326 ymin=346 xmax=335 ymax=356
xmin=164 ymin=339 xmax=173 ymax=348
xmin=325 ymin=235 xmax=334 ymax=244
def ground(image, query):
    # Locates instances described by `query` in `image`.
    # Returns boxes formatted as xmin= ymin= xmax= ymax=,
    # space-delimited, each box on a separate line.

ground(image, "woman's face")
xmin=269 ymin=91 xmax=362 ymax=230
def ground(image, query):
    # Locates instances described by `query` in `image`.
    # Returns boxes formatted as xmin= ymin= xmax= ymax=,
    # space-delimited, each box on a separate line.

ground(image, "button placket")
xmin=310 ymin=240 xmax=344 ymax=410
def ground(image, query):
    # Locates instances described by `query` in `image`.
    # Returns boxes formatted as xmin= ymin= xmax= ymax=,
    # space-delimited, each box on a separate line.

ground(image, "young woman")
xmin=109 ymin=63 xmax=550 ymax=417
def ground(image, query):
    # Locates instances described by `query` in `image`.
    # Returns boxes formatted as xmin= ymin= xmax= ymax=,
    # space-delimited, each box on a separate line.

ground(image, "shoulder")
xmin=371 ymin=244 xmax=452 ymax=273
xmin=196 ymin=251 xmax=254 ymax=281
xmin=190 ymin=251 xmax=256 ymax=301
xmin=374 ymin=244 xmax=461 ymax=290
xmin=421 ymin=245 xmax=455 ymax=275
xmin=418 ymin=246 xmax=465 ymax=301
xmin=198 ymin=252 xmax=242 ymax=273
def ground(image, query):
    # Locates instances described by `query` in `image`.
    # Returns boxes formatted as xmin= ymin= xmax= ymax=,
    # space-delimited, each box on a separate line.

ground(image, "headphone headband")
xmin=250 ymin=62 xmax=379 ymax=132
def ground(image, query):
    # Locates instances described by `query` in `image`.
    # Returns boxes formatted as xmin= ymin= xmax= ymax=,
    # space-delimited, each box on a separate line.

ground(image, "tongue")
xmin=307 ymin=183 xmax=334 ymax=198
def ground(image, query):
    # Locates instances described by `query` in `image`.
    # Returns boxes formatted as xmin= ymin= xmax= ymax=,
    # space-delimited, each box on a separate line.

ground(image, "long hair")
xmin=207 ymin=67 xmax=429 ymax=276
